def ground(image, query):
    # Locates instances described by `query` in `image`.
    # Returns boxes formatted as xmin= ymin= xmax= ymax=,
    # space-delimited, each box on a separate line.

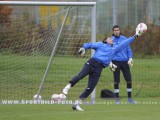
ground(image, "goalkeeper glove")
xmin=78 ymin=48 xmax=85 ymax=55
xmin=134 ymin=28 xmax=142 ymax=38
xmin=128 ymin=58 xmax=133 ymax=67
xmin=109 ymin=62 xmax=117 ymax=72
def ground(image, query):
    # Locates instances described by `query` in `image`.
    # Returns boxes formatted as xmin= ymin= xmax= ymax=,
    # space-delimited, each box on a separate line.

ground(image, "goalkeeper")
xmin=110 ymin=25 xmax=136 ymax=104
xmin=62 ymin=29 xmax=142 ymax=111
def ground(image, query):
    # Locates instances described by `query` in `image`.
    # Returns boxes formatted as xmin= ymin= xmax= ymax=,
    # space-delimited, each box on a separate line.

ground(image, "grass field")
xmin=0 ymin=97 xmax=160 ymax=120
xmin=0 ymin=53 xmax=160 ymax=120
xmin=0 ymin=53 xmax=160 ymax=100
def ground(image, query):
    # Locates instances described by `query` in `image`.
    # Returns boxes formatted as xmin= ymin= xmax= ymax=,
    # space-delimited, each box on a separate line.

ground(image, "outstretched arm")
xmin=78 ymin=42 xmax=101 ymax=55
xmin=114 ymin=36 xmax=135 ymax=54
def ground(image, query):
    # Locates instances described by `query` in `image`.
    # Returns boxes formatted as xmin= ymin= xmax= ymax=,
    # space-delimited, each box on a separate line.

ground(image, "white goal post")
xmin=0 ymin=1 xmax=96 ymax=103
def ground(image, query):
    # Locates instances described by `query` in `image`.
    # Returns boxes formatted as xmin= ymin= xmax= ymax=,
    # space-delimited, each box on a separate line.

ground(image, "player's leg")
xmin=121 ymin=62 xmax=132 ymax=98
xmin=79 ymin=72 xmax=101 ymax=99
xmin=73 ymin=65 xmax=103 ymax=111
xmin=112 ymin=61 xmax=121 ymax=104
xmin=62 ymin=63 xmax=91 ymax=95
xmin=72 ymin=73 xmax=100 ymax=111
xmin=121 ymin=62 xmax=137 ymax=104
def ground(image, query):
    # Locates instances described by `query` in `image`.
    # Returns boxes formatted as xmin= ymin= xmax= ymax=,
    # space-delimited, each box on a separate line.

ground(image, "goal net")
xmin=0 ymin=1 xmax=97 ymax=103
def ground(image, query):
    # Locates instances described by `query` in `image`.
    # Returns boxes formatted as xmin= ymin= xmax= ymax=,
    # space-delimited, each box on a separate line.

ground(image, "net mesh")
xmin=0 ymin=5 xmax=92 ymax=100
xmin=0 ymin=1 xmax=160 ymax=102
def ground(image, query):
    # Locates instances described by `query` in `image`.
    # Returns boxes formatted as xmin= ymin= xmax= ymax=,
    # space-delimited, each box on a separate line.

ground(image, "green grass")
xmin=0 ymin=54 xmax=160 ymax=120
xmin=0 ymin=98 xmax=160 ymax=120
xmin=0 ymin=53 xmax=160 ymax=99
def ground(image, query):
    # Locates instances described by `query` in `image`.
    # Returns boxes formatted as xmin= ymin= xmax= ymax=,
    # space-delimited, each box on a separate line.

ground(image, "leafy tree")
xmin=0 ymin=1 xmax=12 ymax=26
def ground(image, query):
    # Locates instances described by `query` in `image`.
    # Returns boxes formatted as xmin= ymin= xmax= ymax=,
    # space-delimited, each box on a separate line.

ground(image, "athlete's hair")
xmin=112 ymin=25 xmax=120 ymax=31
xmin=102 ymin=36 xmax=108 ymax=43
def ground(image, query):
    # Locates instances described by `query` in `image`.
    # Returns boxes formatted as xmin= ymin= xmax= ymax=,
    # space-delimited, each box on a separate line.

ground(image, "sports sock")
xmin=65 ymin=83 xmax=71 ymax=89
xmin=127 ymin=82 xmax=132 ymax=98
xmin=114 ymin=83 xmax=119 ymax=98
xmin=74 ymin=99 xmax=82 ymax=105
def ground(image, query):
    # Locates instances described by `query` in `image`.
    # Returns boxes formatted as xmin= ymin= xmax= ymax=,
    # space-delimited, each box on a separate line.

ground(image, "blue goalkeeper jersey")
xmin=82 ymin=36 xmax=135 ymax=67
xmin=112 ymin=35 xmax=133 ymax=61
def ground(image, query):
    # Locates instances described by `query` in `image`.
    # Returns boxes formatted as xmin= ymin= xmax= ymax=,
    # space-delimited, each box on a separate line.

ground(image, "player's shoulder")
xmin=95 ymin=41 xmax=105 ymax=47
xmin=120 ymin=35 xmax=127 ymax=39
xmin=96 ymin=41 xmax=103 ymax=44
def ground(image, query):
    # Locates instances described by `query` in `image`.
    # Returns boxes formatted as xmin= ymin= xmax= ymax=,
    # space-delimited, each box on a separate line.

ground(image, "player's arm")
xmin=127 ymin=46 xmax=133 ymax=58
xmin=114 ymin=36 xmax=135 ymax=55
xmin=127 ymin=46 xmax=133 ymax=67
xmin=114 ymin=24 xmax=146 ymax=55
xmin=78 ymin=42 xmax=100 ymax=55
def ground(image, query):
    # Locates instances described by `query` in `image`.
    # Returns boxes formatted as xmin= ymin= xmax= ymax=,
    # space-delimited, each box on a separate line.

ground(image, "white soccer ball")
xmin=33 ymin=94 xmax=42 ymax=100
xmin=136 ymin=23 xmax=147 ymax=34
xmin=59 ymin=94 xmax=66 ymax=101
xmin=51 ymin=94 xmax=60 ymax=101
xmin=51 ymin=94 xmax=66 ymax=101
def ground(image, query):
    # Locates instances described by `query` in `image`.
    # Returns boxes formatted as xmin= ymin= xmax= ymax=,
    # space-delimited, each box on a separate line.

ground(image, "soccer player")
xmin=62 ymin=29 xmax=142 ymax=111
xmin=110 ymin=25 xmax=137 ymax=104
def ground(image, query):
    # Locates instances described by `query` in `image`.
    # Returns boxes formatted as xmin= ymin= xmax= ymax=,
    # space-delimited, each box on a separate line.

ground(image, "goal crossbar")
xmin=0 ymin=1 xmax=96 ymax=6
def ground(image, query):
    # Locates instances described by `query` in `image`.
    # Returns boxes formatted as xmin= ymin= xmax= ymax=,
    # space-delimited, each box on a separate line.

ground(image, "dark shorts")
xmin=69 ymin=58 xmax=104 ymax=87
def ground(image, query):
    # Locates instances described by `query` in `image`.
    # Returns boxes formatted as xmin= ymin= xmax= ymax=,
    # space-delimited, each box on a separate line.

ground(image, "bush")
xmin=123 ymin=24 xmax=160 ymax=57
xmin=0 ymin=4 xmax=12 ymax=27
